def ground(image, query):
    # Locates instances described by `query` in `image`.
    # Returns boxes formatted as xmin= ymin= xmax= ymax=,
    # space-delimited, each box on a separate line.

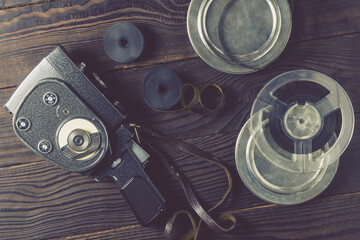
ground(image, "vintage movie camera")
xmin=4 ymin=47 xmax=165 ymax=225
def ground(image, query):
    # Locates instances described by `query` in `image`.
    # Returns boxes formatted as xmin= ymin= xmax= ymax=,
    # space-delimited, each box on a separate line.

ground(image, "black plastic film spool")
xmin=104 ymin=22 xmax=144 ymax=64
xmin=142 ymin=68 xmax=183 ymax=111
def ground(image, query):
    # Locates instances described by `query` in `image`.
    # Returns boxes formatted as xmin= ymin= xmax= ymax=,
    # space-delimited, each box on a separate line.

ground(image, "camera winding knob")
xmin=57 ymin=118 xmax=102 ymax=161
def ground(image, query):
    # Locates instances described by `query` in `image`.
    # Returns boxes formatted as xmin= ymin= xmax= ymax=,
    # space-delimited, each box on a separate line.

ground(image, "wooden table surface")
xmin=0 ymin=0 xmax=359 ymax=239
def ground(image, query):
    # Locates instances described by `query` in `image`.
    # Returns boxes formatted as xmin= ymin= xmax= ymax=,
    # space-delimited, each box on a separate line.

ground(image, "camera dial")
xmin=58 ymin=118 xmax=102 ymax=161
xmin=68 ymin=129 xmax=91 ymax=152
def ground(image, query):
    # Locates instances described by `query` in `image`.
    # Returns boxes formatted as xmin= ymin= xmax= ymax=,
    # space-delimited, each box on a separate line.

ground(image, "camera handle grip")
xmin=111 ymin=150 xmax=166 ymax=226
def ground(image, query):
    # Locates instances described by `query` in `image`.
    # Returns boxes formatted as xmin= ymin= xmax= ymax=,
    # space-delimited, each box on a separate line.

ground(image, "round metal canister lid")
xmin=187 ymin=0 xmax=292 ymax=74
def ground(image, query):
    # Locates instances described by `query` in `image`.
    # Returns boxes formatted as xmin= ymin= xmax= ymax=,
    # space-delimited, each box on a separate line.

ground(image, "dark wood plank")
xmin=0 ymin=162 xmax=140 ymax=239
xmin=1 ymin=0 xmax=360 ymax=88
xmin=291 ymin=0 xmax=360 ymax=42
xmin=0 ymin=1 xmax=360 ymax=239
xmin=55 ymin=192 xmax=360 ymax=240
xmin=2 ymin=33 xmax=359 ymax=142
xmin=101 ymin=33 xmax=360 ymax=139
xmin=0 ymin=0 xmax=50 ymax=9
xmin=0 ymin=0 xmax=193 ymax=89
xmin=202 ymin=193 xmax=360 ymax=240
xmin=0 ymin=88 xmax=38 ymax=168
xmin=0 ymin=113 xmax=358 ymax=239
xmin=1 ymin=33 xmax=359 ymax=168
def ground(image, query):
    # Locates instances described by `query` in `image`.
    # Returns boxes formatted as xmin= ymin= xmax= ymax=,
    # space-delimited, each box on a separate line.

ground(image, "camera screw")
xmin=113 ymin=100 xmax=120 ymax=107
xmin=78 ymin=62 xmax=86 ymax=72
xmin=63 ymin=109 xmax=70 ymax=115
xmin=111 ymin=157 xmax=123 ymax=169
xmin=38 ymin=140 xmax=52 ymax=154
xmin=16 ymin=118 xmax=31 ymax=131
xmin=113 ymin=100 xmax=125 ymax=113
xmin=43 ymin=92 xmax=58 ymax=105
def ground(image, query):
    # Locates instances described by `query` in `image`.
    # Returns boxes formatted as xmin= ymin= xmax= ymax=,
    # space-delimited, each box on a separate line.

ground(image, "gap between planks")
xmin=1 ymin=28 xmax=360 ymax=83
xmin=1 ymin=0 xmax=360 ymax=74
xmin=0 ymin=0 xmax=57 ymax=10
xmin=55 ymin=191 xmax=360 ymax=240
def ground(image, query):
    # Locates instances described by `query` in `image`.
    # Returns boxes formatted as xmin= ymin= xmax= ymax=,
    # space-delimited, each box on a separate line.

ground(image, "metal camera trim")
xmin=54 ymin=115 xmax=109 ymax=169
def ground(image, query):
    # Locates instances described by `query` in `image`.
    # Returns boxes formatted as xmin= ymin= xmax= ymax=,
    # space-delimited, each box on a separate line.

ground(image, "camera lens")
xmin=68 ymin=129 xmax=91 ymax=152
xmin=73 ymin=135 xmax=85 ymax=146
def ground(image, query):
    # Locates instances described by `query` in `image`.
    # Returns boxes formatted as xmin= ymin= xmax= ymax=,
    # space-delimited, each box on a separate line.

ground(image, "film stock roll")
xmin=235 ymin=70 xmax=355 ymax=205
xmin=187 ymin=0 xmax=292 ymax=74
xmin=142 ymin=68 xmax=224 ymax=114
xmin=104 ymin=22 xmax=144 ymax=64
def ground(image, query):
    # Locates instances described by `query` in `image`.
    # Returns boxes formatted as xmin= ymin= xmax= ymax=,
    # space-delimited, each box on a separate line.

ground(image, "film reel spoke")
xmin=315 ymin=91 xmax=340 ymax=118
xmin=294 ymin=139 xmax=312 ymax=155
xmin=237 ymin=70 xmax=354 ymax=204
xmin=257 ymin=94 xmax=288 ymax=120
xmin=293 ymin=139 xmax=313 ymax=172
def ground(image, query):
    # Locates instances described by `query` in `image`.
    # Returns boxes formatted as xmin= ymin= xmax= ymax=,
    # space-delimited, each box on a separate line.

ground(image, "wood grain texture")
xmin=0 ymin=89 xmax=42 ymax=168
xmin=1 ymin=0 xmax=360 ymax=89
xmin=0 ymin=114 xmax=359 ymax=239
xmin=54 ymin=193 xmax=360 ymax=240
xmin=0 ymin=0 xmax=359 ymax=239
xmin=291 ymin=0 xmax=360 ymax=42
xmin=0 ymin=0 xmax=192 ymax=89
xmin=1 ymin=32 xmax=359 ymax=163
xmin=101 ymin=33 xmax=360 ymax=139
xmin=0 ymin=0 xmax=51 ymax=9
xmin=0 ymin=162 xmax=139 ymax=239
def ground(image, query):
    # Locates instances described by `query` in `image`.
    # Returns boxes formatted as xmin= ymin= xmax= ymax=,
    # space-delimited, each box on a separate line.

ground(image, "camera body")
xmin=4 ymin=47 xmax=165 ymax=225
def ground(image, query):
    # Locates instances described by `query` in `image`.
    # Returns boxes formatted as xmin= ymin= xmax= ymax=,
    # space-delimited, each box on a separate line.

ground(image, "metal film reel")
xmin=235 ymin=70 xmax=355 ymax=204
xmin=187 ymin=0 xmax=292 ymax=74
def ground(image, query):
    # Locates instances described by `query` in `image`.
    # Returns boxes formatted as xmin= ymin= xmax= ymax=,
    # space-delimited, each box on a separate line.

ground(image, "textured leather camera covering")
xmin=5 ymin=47 xmax=126 ymax=132
xmin=13 ymin=79 xmax=108 ymax=172
xmin=46 ymin=47 xmax=126 ymax=131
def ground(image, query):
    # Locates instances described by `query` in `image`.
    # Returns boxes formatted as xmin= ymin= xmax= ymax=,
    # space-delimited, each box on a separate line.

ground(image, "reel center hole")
xmin=284 ymin=103 xmax=321 ymax=140
xmin=157 ymin=83 xmax=167 ymax=93
xmin=119 ymin=37 xmax=129 ymax=48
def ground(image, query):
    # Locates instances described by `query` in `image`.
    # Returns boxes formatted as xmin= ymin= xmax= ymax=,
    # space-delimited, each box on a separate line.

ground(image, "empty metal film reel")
xmin=187 ymin=0 xmax=292 ymax=74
